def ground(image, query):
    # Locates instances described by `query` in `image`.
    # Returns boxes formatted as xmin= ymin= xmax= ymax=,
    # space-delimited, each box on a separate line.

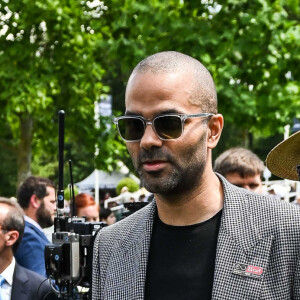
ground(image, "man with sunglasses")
xmin=92 ymin=51 xmax=300 ymax=299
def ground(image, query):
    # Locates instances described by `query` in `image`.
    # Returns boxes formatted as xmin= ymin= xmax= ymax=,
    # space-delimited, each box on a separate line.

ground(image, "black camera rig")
xmin=45 ymin=111 xmax=147 ymax=298
xmin=44 ymin=111 xmax=106 ymax=299
xmin=45 ymin=215 xmax=106 ymax=299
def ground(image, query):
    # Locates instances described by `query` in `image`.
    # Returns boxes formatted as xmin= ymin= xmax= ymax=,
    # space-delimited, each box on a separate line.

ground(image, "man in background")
xmin=0 ymin=197 xmax=56 ymax=299
xmin=15 ymin=176 xmax=56 ymax=277
xmin=214 ymin=147 xmax=264 ymax=193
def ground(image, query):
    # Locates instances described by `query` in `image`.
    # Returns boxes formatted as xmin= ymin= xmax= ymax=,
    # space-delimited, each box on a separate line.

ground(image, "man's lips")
xmin=142 ymin=160 xmax=168 ymax=172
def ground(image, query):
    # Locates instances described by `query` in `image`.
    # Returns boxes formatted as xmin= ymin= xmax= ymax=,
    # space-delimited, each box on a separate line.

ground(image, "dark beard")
xmin=36 ymin=200 xmax=53 ymax=228
xmin=131 ymin=135 xmax=207 ymax=196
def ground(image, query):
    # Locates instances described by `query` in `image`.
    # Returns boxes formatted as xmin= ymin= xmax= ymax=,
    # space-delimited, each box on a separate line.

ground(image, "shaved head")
xmin=128 ymin=51 xmax=217 ymax=113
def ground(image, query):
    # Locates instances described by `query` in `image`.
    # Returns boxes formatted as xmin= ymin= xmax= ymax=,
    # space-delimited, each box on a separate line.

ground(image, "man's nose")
xmin=140 ymin=124 xmax=163 ymax=150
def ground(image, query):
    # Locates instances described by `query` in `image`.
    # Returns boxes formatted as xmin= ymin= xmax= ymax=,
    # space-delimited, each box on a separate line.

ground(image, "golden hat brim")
xmin=266 ymin=131 xmax=300 ymax=181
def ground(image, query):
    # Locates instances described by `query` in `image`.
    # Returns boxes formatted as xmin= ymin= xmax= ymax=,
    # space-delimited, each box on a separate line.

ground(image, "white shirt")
xmin=0 ymin=257 xmax=15 ymax=300
xmin=43 ymin=225 xmax=54 ymax=242
xmin=24 ymin=215 xmax=43 ymax=232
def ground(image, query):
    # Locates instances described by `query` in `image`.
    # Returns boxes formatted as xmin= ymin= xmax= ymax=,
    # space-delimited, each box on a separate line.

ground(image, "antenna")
xmin=57 ymin=110 xmax=65 ymax=210
xmin=68 ymin=159 xmax=76 ymax=217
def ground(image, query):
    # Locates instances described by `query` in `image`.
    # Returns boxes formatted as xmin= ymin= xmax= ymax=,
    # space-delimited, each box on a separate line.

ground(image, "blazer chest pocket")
xmin=231 ymin=236 xmax=273 ymax=299
xmin=212 ymin=235 xmax=274 ymax=299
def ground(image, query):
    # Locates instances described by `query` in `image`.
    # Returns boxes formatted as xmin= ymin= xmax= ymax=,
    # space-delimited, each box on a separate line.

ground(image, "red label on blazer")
xmin=233 ymin=263 xmax=264 ymax=279
xmin=246 ymin=265 xmax=263 ymax=275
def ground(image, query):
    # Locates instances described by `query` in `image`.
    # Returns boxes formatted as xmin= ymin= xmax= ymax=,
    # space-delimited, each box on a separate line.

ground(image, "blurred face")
xmin=225 ymin=172 xmax=263 ymax=194
xmin=77 ymin=204 xmax=100 ymax=222
xmin=0 ymin=204 xmax=19 ymax=257
xmin=125 ymin=71 xmax=210 ymax=196
xmin=37 ymin=186 xmax=56 ymax=228
xmin=105 ymin=213 xmax=116 ymax=225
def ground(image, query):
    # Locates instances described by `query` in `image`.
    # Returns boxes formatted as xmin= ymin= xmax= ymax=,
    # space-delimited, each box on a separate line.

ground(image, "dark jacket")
xmin=15 ymin=220 xmax=49 ymax=277
xmin=11 ymin=263 xmax=57 ymax=300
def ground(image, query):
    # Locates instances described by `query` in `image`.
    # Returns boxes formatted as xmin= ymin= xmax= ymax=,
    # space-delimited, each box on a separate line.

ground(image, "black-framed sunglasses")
xmin=113 ymin=113 xmax=214 ymax=142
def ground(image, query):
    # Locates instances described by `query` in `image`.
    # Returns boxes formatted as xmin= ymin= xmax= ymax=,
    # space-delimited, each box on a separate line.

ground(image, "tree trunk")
xmin=248 ymin=132 xmax=253 ymax=149
xmin=17 ymin=114 xmax=33 ymax=186
xmin=242 ymin=129 xmax=249 ymax=148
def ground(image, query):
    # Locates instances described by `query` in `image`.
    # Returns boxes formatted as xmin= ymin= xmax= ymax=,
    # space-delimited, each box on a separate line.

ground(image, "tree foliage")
xmin=116 ymin=177 xmax=140 ymax=195
xmin=96 ymin=0 xmax=299 ymax=137
xmin=0 ymin=0 xmax=299 ymax=196
xmin=0 ymin=0 xmax=124 ymax=193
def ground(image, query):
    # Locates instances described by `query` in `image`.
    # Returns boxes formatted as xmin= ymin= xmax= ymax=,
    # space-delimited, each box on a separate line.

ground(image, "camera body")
xmin=45 ymin=215 xmax=106 ymax=298
xmin=45 ymin=232 xmax=80 ymax=282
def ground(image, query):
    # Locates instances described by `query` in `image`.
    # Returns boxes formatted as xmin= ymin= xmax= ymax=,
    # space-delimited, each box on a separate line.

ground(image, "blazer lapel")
xmin=11 ymin=263 xmax=29 ymax=300
xmin=212 ymin=176 xmax=274 ymax=299
xmin=103 ymin=202 xmax=156 ymax=300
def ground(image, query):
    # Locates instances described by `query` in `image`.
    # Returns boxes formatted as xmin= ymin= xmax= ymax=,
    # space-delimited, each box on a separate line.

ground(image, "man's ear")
xmin=30 ymin=194 xmax=41 ymax=209
xmin=207 ymin=114 xmax=224 ymax=149
xmin=5 ymin=230 xmax=19 ymax=248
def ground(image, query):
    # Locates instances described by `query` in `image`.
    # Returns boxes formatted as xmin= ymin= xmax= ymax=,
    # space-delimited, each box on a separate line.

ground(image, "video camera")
xmin=45 ymin=111 xmax=147 ymax=298
xmin=45 ymin=215 xmax=106 ymax=299
xmin=44 ymin=111 xmax=106 ymax=299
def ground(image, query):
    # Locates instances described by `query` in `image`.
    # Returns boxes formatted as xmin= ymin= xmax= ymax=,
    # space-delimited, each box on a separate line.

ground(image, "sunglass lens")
xmin=154 ymin=116 xmax=182 ymax=139
xmin=117 ymin=118 xmax=144 ymax=141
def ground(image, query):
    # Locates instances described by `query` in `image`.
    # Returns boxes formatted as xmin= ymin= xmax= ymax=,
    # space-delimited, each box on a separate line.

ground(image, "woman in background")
xmin=100 ymin=208 xmax=116 ymax=225
xmin=75 ymin=193 xmax=100 ymax=222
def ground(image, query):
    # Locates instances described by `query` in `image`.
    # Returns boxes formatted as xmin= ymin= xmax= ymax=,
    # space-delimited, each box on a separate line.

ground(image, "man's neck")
xmin=155 ymin=171 xmax=223 ymax=226
xmin=24 ymin=215 xmax=43 ymax=231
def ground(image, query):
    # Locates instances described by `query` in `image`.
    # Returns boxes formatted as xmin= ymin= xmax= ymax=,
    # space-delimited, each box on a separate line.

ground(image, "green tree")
xmin=95 ymin=0 xmax=300 ymax=143
xmin=1 ymin=0 xmax=299 ymax=195
xmin=116 ymin=177 xmax=140 ymax=195
xmin=0 ymin=0 xmax=108 ymax=188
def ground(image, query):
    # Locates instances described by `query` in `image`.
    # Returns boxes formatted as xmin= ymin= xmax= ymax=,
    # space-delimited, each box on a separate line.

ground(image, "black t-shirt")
xmin=145 ymin=209 xmax=222 ymax=300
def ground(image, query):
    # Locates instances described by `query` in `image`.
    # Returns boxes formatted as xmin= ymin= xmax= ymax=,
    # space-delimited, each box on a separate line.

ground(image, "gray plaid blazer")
xmin=92 ymin=175 xmax=300 ymax=299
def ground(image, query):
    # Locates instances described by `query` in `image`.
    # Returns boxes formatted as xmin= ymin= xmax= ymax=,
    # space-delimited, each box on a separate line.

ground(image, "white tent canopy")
xmin=75 ymin=169 xmax=140 ymax=192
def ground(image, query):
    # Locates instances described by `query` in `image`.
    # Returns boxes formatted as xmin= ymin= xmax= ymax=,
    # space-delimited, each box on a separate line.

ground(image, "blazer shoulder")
xmin=220 ymin=174 xmax=300 ymax=234
xmin=252 ymin=192 xmax=300 ymax=233
xmin=15 ymin=223 xmax=48 ymax=276
xmin=220 ymin=173 xmax=300 ymax=220
xmin=24 ymin=221 xmax=49 ymax=241
xmin=245 ymin=187 xmax=300 ymax=221
xmin=12 ymin=264 xmax=56 ymax=300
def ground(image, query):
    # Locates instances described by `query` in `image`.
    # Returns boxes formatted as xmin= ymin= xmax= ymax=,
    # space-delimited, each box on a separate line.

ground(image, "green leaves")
xmin=1 ymin=0 xmax=299 ymax=194
xmin=0 ymin=0 xmax=108 ymax=187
